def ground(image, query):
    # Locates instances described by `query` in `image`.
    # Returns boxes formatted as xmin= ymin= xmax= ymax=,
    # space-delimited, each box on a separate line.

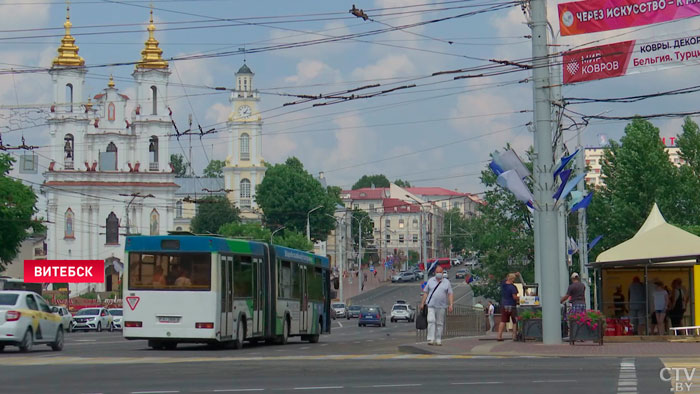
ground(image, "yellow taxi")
xmin=0 ymin=291 xmax=64 ymax=352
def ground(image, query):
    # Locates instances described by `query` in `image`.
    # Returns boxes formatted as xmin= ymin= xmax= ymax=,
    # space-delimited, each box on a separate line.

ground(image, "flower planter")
xmin=569 ymin=321 xmax=604 ymax=345
xmin=520 ymin=318 xmax=543 ymax=341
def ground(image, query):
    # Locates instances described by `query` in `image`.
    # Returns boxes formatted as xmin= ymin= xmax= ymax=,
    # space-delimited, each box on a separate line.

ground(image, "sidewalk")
xmin=339 ymin=266 xmax=391 ymax=301
xmin=398 ymin=331 xmax=700 ymax=357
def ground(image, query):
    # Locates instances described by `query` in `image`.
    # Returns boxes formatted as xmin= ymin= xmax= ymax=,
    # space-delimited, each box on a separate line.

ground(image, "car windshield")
xmin=393 ymin=305 xmax=408 ymax=311
xmin=361 ymin=307 xmax=379 ymax=313
xmin=109 ymin=309 xmax=123 ymax=316
xmin=349 ymin=306 xmax=361 ymax=311
xmin=332 ymin=303 xmax=345 ymax=308
xmin=76 ymin=308 xmax=100 ymax=316
xmin=0 ymin=294 xmax=19 ymax=306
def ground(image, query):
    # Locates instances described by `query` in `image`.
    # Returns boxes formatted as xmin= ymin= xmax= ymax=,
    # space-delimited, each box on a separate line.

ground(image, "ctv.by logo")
xmin=660 ymin=367 xmax=696 ymax=392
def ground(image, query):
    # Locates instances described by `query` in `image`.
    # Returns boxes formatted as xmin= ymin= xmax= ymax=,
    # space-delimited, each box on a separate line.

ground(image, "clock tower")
xmin=224 ymin=63 xmax=265 ymax=220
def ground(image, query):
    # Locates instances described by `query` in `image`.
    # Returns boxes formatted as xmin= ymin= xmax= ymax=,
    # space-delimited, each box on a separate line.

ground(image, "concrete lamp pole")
xmin=351 ymin=214 xmax=372 ymax=293
xmin=306 ymin=205 xmax=323 ymax=242
xmin=325 ymin=213 xmax=345 ymax=303
xmin=270 ymin=225 xmax=285 ymax=244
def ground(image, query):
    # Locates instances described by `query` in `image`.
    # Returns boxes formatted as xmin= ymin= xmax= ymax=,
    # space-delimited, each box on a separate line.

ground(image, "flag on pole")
xmin=553 ymin=149 xmax=579 ymax=180
xmin=568 ymin=191 xmax=584 ymax=210
xmin=552 ymin=169 xmax=572 ymax=201
xmin=588 ymin=235 xmax=603 ymax=252
xmin=559 ymin=173 xmax=585 ymax=202
xmin=567 ymin=236 xmax=579 ymax=255
xmin=496 ymin=170 xmax=534 ymax=204
xmin=493 ymin=149 xmax=530 ymax=179
xmin=489 ymin=160 xmax=504 ymax=176
xmin=571 ymin=191 xmax=594 ymax=212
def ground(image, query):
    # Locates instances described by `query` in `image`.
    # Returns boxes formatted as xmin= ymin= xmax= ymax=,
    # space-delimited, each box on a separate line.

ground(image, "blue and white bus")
xmin=122 ymin=235 xmax=331 ymax=350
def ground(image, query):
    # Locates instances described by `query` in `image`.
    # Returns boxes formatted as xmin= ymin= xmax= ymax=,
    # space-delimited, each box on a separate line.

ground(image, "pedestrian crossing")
xmin=616 ymin=358 xmax=638 ymax=394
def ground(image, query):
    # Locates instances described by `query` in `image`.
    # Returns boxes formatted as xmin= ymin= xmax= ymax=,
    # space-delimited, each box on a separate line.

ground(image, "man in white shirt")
xmin=420 ymin=266 xmax=454 ymax=346
xmin=488 ymin=301 xmax=495 ymax=332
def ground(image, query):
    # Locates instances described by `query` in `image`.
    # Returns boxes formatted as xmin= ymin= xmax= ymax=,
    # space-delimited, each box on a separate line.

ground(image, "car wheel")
xmin=96 ymin=322 xmax=102 ymax=332
xmin=19 ymin=329 xmax=33 ymax=353
xmin=233 ymin=320 xmax=244 ymax=350
xmin=50 ymin=328 xmax=64 ymax=351
xmin=391 ymin=318 xmax=395 ymax=323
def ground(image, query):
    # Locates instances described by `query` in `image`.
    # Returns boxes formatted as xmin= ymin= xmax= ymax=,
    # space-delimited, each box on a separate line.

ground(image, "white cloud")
xmin=351 ymin=54 xmax=416 ymax=80
xmin=284 ymin=60 xmax=342 ymax=85
xmin=0 ymin=0 xmax=50 ymax=30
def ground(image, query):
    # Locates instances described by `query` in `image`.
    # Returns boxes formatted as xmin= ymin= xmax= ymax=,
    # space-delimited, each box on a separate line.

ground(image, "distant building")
xmin=1 ymin=235 xmax=47 ymax=279
xmin=173 ymin=178 xmax=226 ymax=232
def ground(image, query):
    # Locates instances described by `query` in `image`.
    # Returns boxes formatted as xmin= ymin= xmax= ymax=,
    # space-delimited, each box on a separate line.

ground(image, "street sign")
xmin=369 ymin=265 xmax=375 ymax=272
xmin=126 ymin=296 xmax=140 ymax=311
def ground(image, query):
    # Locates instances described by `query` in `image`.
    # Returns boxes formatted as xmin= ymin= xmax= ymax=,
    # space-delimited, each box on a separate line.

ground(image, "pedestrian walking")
xmin=419 ymin=266 xmax=454 ymax=346
xmin=561 ymin=272 xmax=586 ymax=316
xmin=487 ymin=301 xmax=495 ymax=332
xmin=652 ymin=279 xmax=670 ymax=335
xmin=669 ymin=278 xmax=689 ymax=328
xmin=497 ymin=273 xmax=520 ymax=341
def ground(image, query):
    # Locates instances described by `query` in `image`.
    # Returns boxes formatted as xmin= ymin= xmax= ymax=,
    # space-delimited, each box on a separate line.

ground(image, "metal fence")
xmin=416 ymin=305 xmax=486 ymax=341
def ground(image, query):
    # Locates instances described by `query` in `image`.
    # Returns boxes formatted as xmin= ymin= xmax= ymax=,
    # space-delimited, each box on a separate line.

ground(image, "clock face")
xmin=238 ymin=105 xmax=252 ymax=118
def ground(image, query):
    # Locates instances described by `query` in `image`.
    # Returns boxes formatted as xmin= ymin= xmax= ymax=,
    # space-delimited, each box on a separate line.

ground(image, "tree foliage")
xmin=203 ymin=159 xmax=225 ymax=178
xmin=350 ymin=208 xmax=374 ymax=250
xmin=190 ymin=196 xmax=240 ymax=235
xmin=394 ymin=179 xmax=412 ymax=188
xmin=170 ymin=154 xmax=190 ymax=177
xmin=218 ymin=221 xmax=313 ymax=251
xmin=351 ymin=174 xmax=390 ymax=190
xmin=255 ymin=157 xmax=336 ymax=241
xmin=0 ymin=154 xmax=43 ymax=270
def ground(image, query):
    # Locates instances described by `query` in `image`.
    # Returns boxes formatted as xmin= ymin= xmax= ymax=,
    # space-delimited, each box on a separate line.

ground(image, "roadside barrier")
xmin=416 ymin=305 xmax=485 ymax=341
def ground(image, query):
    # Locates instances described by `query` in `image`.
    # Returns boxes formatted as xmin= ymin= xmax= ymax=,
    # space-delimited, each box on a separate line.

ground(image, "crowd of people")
xmin=613 ymin=276 xmax=689 ymax=335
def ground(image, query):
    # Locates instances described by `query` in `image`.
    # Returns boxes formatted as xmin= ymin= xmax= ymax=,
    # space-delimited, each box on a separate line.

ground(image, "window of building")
xmin=385 ymin=234 xmax=391 ymax=244
xmin=149 ymin=136 xmax=159 ymax=171
xmin=176 ymin=226 xmax=182 ymax=231
xmin=240 ymin=133 xmax=250 ymax=160
xmin=150 ymin=209 xmax=159 ymax=236
xmin=398 ymin=219 xmax=404 ymax=229
xmin=385 ymin=218 xmax=390 ymax=228
xmin=240 ymin=178 xmax=251 ymax=208
xmin=442 ymin=202 xmax=447 ymax=209
xmin=64 ymin=208 xmax=75 ymax=239
xmin=64 ymin=134 xmax=74 ymax=170
xmin=399 ymin=234 xmax=404 ymax=243
xmin=412 ymin=234 xmax=418 ymax=243
xmin=454 ymin=202 xmax=461 ymax=210
xmin=106 ymin=212 xmax=119 ymax=245
xmin=353 ymin=204 xmax=359 ymax=210
xmin=369 ymin=203 xmax=375 ymax=212
xmin=100 ymin=142 xmax=118 ymax=171
xmin=594 ymin=168 xmax=600 ymax=174
xmin=150 ymin=86 xmax=158 ymax=115
xmin=107 ymin=102 xmax=115 ymax=121
xmin=413 ymin=218 xmax=419 ymax=229
xmin=65 ymin=83 xmax=73 ymax=112
xmin=176 ymin=201 xmax=183 ymax=218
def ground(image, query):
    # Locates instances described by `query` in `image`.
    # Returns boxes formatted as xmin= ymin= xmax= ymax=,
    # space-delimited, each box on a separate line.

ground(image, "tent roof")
xmin=594 ymin=203 xmax=700 ymax=266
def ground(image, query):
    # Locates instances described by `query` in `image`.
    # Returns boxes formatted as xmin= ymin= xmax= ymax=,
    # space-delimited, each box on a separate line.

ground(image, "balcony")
xmin=149 ymin=162 xmax=159 ymax=171
xmin=240 ymin=198 xmax=251 ymax=208
xmin=240 ymin=153 xmax=250 ymax=161
xmin=64 ymin=159 xmax=74 ymax=170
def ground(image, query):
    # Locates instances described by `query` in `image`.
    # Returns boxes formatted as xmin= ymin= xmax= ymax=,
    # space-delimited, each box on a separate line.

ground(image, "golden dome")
xmin=52 ymin=4 xmax=85 ymax=67
xmin=136 ymin=9 xmax=168 ymax=70
xmin=107 ymin=74 xmax=115 ymax=88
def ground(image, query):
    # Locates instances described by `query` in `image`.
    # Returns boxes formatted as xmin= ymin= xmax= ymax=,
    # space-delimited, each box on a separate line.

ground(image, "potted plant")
xmin=517 ymin=309 xmax=543 ymax=341
xmin=568 ymin=310 xmax=605 ymax=345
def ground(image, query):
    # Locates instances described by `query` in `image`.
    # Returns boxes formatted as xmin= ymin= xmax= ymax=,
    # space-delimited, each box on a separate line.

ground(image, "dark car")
xmin=455 ymin=269 xmax=468 ymax=279
xmin=346 ymin=305 xmax=362 ymax=319
xmin=358 ymin=306 xmax=386 ymax=327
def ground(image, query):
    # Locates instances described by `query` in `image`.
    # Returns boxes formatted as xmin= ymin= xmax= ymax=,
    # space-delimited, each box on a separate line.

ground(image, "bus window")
xmin=128 ymin=252 xmax=211 ymax=291
xmin=233 ymin=255 xmax=253 ymax=298
xmin=279 ymin=261 xmax=292 ymax=299
xmin=307 ymin=267 xmax=323 ymax=301
xmin=291 ymin=263 xmax=301 ymax=299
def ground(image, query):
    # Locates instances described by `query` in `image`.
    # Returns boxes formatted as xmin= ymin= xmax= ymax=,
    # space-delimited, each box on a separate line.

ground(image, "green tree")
xmin=326 ymin=185 xmax=342 ymax=206
xmin=203 ymin=159 xmax=225 ymax=178
xmin=0 ymin=154 xmax=44 ymax=270
xmin=170 ymin=154 xmax=189 ymax=177
xmin=351 ymin=174 xmax=390 ymax=190
xmin=394 ymin=179 xmax=412 ymax=188
xmin=350 ymin=208 xmax=374 ymax=249
xmin=255 ymin=157 xmax=336 ymax=241
xmin=218 ymin=222 xmax=271 ymax=241
xmin=190 ymin=196 xmax=240 ymax=234
xmin=276 ymin=230 xmax=314 ymax=251
xmin=442 ymin=208 xmax=468 ymax=255
xmin=587 ymin=119 xmax=683 ymax=258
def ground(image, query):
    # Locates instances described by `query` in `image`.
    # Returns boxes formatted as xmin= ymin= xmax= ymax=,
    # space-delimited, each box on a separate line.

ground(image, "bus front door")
xmin=220 ymin=255 xmax=234 ymax=340
xmin=300 ymin=265 xmax=309 ymax=333
xmin=253 ymin=258 xmax=263 ymax=337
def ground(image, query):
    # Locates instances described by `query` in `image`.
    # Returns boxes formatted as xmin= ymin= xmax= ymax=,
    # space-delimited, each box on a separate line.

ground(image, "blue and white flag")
xmin=559 ymin=173 xmax=585 ymax=202
xmin=493 ymin=149 xmax=530 ymax=179
xmin=588 ymin=235 xmax=603 ymax=252
xmin=489 ymin=160 xmax=504 ymax=176
xmin=568 ymin=191 xmax=584 ymax=210
xmin=553 ymin=149 xmax=579 ymax=180
xmin=567 ymin=236 xmax=579 ymax=255
xmin=497 ymin=170 xmax=534 ymax=205
xmin=571 ymin=191 xmax=594 ymax=212
xmin=552 ymin=169 xmax=572 ymax=201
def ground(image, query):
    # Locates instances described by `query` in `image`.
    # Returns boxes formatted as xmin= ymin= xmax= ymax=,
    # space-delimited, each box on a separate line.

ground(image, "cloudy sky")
xmin=2 ymin=0 xmax=700 ymax=194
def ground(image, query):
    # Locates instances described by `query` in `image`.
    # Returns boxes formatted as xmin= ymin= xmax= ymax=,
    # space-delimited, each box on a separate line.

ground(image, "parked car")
xmin=331 ymin=303 xmax=347 ymax=319
xmin=390 ymin=304 xmax=415 ymax=323
xmin=358 ymin=306 xmax=386 ymax=327
xmin=391 ymin=271 xmax=416 ymax=283
xmin=346 ymin=305 xmax=362 ymax=319
xmin=0 ymin=291 xmax=64 ymax=352
xmin=50 ymin=306 xmax=72 ymax=331
xmin=455 ymin=269 xmax=468 ymax=279
xmin=451 ymin=258 xmax=461 ymax=266
xmin=108 ymin=308 xmax=123 ymax=330
xmin=71 ymin=307 xmax=114 ymax=332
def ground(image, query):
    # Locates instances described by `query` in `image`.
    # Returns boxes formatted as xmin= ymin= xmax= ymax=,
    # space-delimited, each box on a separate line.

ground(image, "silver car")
xmin=390 ymin=304 xmax=415 ymax=323
xmin=108 ymin=308 xmax=123 ymax=330
xmin=50 ymin=306 xmax=73 ymax=332
xmin=71 ymin=307 xmax=114 ymax=332
xmin=331 ymin=303 xmax=347 ymax=319
xmin=0 ymin=291 xmax=65 ymax=352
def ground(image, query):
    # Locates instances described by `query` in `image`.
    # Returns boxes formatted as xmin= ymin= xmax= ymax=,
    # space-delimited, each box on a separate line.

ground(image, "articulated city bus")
xmin=122 ymin=235 xmax=331 ymax=350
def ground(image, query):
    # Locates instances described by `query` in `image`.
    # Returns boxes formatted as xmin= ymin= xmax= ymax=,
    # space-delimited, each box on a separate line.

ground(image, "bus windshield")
xmin=128 ymin=252 xmax=211 ymax=291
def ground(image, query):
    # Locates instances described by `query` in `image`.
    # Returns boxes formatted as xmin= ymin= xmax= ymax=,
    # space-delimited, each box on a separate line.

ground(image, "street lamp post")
xmin=350 ymin=214 xmax=372 ymax=293
xmin=270 ymin=225 xmax=285 ymax=244
xmin=325 ymin=213 xmax=346 ymax=303
xmin=406 ymin=195 xmax=429 ymax=282
xmin=306 ymin=205 xmax=323 ymax=242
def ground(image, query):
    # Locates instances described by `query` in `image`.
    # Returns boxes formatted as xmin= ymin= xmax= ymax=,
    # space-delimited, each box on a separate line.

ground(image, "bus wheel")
xmin=148 ymin=340 xmax=164 ymax=350
xmin=278 ymin=318 xmax=289 ymax=345
xmin=308 ymin=321 xmax=321 ymax=343
xmin=233 ymin=320 xmax=244 ymax=350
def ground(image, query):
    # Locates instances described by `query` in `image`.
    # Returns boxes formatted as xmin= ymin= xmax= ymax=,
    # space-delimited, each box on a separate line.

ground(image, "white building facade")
xmin=43 ymin=9 xmax=177 ymax=295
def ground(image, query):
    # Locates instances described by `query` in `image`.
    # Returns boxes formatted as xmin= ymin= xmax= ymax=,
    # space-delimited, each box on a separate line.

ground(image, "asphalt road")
xmin=0 ymin=320 xmax=677 ymax=394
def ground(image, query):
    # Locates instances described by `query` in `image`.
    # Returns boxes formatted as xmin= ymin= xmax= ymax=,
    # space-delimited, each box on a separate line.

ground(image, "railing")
xmin=416 ymin=304 xmax=486 ymax=341
xmin=64 ymin=159 xmax=74 ymax=170
xmin=240 ymin=198 xmax=251 ymax=208
xmin=241 ymin=152 xmax=250 ymax=161
xmin=149 ymin=162 xmax=159 ymax=171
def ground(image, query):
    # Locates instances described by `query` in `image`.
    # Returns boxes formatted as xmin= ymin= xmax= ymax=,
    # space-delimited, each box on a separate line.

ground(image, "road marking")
xmin=336 ymin=321 xmax=343 ymax=328
xmin=131 ymin=391 xmax=179 ymax=394
xmin=451 ymin=382 xmax=503 ymax=385
xmin=299 ymin=347 xmax=309 ymax=350
xmin=73 ymin=339 xmax=97 ymax=342
xmin=213 ymin=389 xmax=264 ymax=392
xmin=370 ymin=384 xmax=422 ymax=388
xmin=616 ymin=358 xmax=637 ymax=394
xmin=293 ymin=386 xmax=342 ymax=390
xmin=531 ymin=380 xmax=577 ymax=383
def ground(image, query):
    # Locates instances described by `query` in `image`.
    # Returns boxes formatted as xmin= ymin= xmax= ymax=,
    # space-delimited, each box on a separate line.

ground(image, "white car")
xmin=331 ymin=303 xmax=347 ymax=319
xmin=390 ymin=304 xmax=415 ymax=323
xmin=108 ymin=308 xmax=123 ymax=330
xmin=50 ymin=306 xmax=73 ymax=332
xmin=71 ymin=307 xmax=114 ymax=332
xmin=0 ymin=291 xmax=65 ymax=352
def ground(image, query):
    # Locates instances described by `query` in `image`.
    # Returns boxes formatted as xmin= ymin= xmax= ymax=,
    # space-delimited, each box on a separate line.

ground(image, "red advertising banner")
xmin=563 ymin=34 xmax=700 ymax=83
xmin=558 ymin=0 xmax=700 ymax=36
xmin=24 ymin=260 xmax=104 ymax=283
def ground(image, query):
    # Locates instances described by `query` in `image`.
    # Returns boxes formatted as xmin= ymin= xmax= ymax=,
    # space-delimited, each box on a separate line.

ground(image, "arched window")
xmin=63 ymin=134 xmax=74 ymax=170
xmin=240 ymin=133 xmax=250 ymax=160
xmin=107 ymin=102 xmax=115 ymax=121
xmin=65 ymin=83 xmax=73 ymax=112
xmin=100 ymin=142 xmax=118 ymax=171
xmin=106 ymin=212 xmax=119 ymax=245
xmin=149 ymin=136 xmax=159 ymax=171
xmin=240 ymin=178 xmax=251 ymax=208
xmin=176 ymin=226 xmax=182 ymax=231
xmin=413 ymin=218 xmax=419 ymax=229
xmin=150 ymin=209 xmax=159 ymax=236
xmin=399 ymin=219 xmax=405 ymax=229
xmin=150 ymin=86 xmax=158 ymax=115
xmin=176 ymin=200 xmax=183 ymax=218
xmin=64 ymin=208 xmax=75 ymax=239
